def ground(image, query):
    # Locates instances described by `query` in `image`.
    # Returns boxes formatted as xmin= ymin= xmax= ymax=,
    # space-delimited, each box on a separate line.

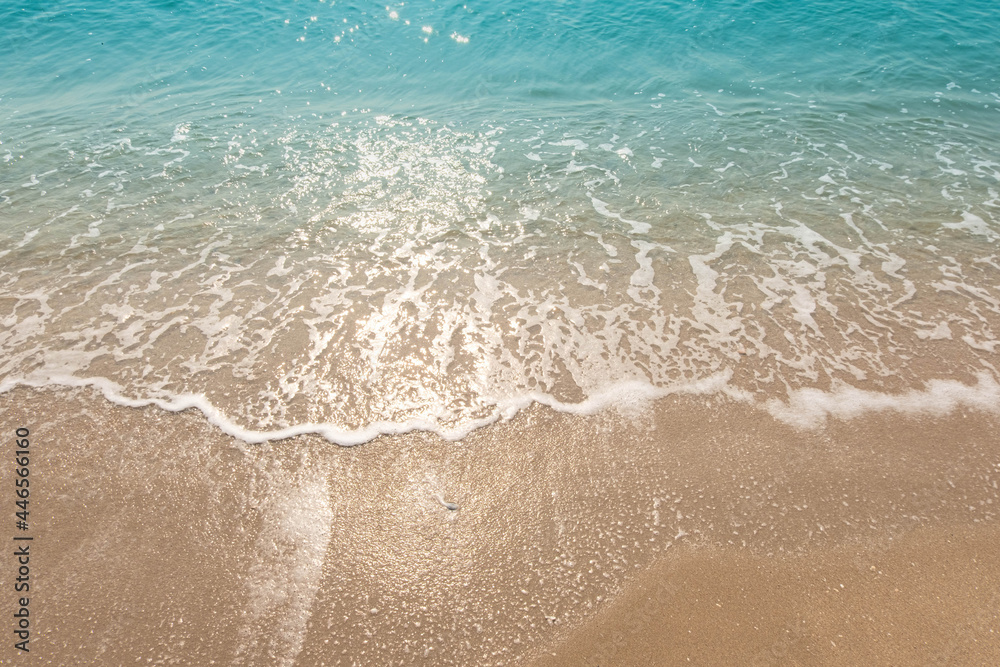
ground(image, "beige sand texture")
xmin=0 ymin=385 xmax=998 ymax=665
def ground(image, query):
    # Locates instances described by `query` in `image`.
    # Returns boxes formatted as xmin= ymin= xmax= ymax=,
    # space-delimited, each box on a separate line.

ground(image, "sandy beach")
xmin=534 ymin=525 xmax=1000 ymax=666
xmin=4 ymin=1 xmax=1000 ymax=665
xmin=2 ymin=385 xmax=997 ymax=665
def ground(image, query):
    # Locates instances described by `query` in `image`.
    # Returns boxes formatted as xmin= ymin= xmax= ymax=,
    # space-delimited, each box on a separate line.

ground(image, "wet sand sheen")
xmin=533 ymin=524 xmax=1000 ymax=666
xmin=1 ymin=386 xmax=998 ymax=665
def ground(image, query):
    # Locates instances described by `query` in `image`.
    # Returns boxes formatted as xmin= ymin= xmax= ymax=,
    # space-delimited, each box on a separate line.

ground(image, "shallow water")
xmin=2 ymin=0 xmax=1000 ymax=442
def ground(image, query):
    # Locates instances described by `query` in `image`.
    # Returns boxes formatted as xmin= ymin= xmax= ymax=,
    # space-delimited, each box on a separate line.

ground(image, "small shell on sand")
xmin=434 ymin=494 xmax=459 ymax=511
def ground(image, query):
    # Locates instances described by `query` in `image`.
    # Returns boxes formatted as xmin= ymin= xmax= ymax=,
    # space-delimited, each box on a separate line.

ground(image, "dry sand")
xmin=1 ymin=385 xmax=998 ymax=665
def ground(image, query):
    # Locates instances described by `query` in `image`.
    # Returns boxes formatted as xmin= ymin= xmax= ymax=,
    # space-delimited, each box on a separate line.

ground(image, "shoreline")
xmin=1 ymin=384 xmax=998 ymax=664
xmin=2 ymin=367 xmax=997 ymax=447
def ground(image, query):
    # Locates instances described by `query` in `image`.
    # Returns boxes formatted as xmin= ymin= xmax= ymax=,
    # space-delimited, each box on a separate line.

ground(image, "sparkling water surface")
xmin=2 ymin=0 xmax=999 ymax=441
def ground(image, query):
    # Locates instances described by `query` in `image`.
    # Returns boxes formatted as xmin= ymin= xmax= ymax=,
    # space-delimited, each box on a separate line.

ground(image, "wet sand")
xmin=1 ymin=385 xmax=998 ymax=665
xmin=532 ymin=525 xmax=1000 ymax=666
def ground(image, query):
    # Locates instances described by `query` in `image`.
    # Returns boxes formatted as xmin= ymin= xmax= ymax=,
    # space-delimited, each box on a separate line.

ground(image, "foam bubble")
xmin=766 ymin=372 xmax=1000 ymax=430
xmin=234 ymin=457 xmax=332 ymax=666
xmin=3 ymin=104 xmax=1000 ymax=445
xmin=590 ymin=197 xmax=650 ymax=234
xmin=943 ymin=211 xmax=997 ymax=239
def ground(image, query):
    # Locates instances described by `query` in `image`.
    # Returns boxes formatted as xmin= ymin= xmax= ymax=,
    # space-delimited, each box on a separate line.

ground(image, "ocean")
xmin=2 ymin=0 xmax=999 ymax=441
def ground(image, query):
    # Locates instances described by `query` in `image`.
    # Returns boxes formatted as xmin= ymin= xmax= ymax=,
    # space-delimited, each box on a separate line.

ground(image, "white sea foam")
xmin=916 ymin=321 xmax=952 ymax=340
xmin=0 ymin=370 xmax=751 ymax=445
xmin=3 ymin=111 xmax=1000 ymax=447
xmin=550 ymin=139 xmax=588 ymax=151
xmin=943 ymin=210 xmax=996 ymax=239
xmin=234 ymin=454 xmax=332 ymax=666
xmin=5 ymin=364 xmax=997 ymax=445
xmin=766 ymin=373 xmax=1000 ymax=430
xmin=590 ymin=197 xmax=650 ymax=234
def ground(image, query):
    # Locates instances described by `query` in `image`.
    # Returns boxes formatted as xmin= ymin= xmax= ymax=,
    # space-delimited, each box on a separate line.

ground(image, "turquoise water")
xmin=3 ymin=1 xmax=998 ymax=121
xmin=2 ymin=0 xmax=1000 ymax=441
